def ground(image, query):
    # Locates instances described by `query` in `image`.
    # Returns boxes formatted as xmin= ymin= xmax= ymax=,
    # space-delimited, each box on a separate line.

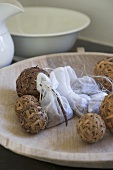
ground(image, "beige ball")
xmin=94 ymin=57 xmax=113 ymax=91
xmin=100 ymin=93 xmax=113 ymax=132
xmin=19 ymin=105 xmax=48 ymax=134
xmin=77 ymin=113 xmax=106 ymax=143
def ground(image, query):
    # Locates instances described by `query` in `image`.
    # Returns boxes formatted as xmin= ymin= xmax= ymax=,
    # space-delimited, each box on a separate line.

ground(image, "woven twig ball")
xmin=16 ymin=66 xmax=49 ymax=97
xmin=100 ymin=93 xmax=113 ymax=132
xmin=19 ymin=105 xmax=48 ymax=133
xmin=93 ymin=57 xmax=113 ymax=91
xmin=77 ymin=113 xmax=106 ymax=143
xmin=15 ymin=95 xmax=39 ymax=117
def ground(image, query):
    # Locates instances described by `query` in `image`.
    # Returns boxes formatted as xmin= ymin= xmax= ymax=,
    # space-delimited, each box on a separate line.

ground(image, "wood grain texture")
xmin=0 ymin=52 xmax=113 ymax=168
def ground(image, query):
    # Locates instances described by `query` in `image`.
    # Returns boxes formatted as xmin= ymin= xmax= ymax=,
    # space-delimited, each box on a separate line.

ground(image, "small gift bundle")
xmin=36 ymin=72 xmax=73 ymax=128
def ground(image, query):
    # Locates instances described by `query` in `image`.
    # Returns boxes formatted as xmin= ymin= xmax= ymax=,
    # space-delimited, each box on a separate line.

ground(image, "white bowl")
xmin=6 ymin=7 xmax=90 ymax=60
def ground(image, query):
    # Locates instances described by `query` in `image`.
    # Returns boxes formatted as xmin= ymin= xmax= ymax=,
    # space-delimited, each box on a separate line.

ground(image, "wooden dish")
xmin=0 ymin=52 xmax=113 ymax=168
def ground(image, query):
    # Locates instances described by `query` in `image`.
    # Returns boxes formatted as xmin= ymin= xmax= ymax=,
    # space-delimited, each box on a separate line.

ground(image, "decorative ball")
xmin=15 ymin=95 xmax=39 ymax=117
xmin=16 ymin=66 xmax=49 ymax=97
xmin=19 ymin=105 xmax=48 ymax=133
xmin=100 ymin=93 xmax=113 ymax=132
xmin=93 ymin=57 xmax=113 ymax=91
xmin=77 ymin=113 xmax=106 ymax=143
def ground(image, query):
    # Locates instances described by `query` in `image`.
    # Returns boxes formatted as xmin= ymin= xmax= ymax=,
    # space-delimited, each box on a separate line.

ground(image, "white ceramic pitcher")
xmin=0 ymin=0 xmax=24 ymax=68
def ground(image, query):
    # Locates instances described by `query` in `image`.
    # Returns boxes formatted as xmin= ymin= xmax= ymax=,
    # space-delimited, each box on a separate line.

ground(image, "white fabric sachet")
xmin=64 ymin=66 xmax=108 ymax=114
xmin=50 ymin=66 xmax=89 ymax=117
xmin=36 ymin=72 xmax=73 ymax=128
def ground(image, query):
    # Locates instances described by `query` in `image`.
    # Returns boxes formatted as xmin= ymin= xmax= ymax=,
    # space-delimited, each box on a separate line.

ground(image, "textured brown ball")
xmin=100 ymin=93 xmax=113 ymax=132
xmin=15 ymin=95 xmax=39 ymax=117
xmin=16 ymin=66 xmax=49 ymax=97
xmin=77 ymin=113 xmax=106 ymax=143
xmin=19 ymin=105 xmax=48 ymax=133
xmin=94 ymin=57 xmax=113 ymax=91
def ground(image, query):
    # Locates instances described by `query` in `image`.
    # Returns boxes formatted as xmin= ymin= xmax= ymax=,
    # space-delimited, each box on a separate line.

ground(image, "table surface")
xmin=1 ymin=39 xmax=113 ymax=170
